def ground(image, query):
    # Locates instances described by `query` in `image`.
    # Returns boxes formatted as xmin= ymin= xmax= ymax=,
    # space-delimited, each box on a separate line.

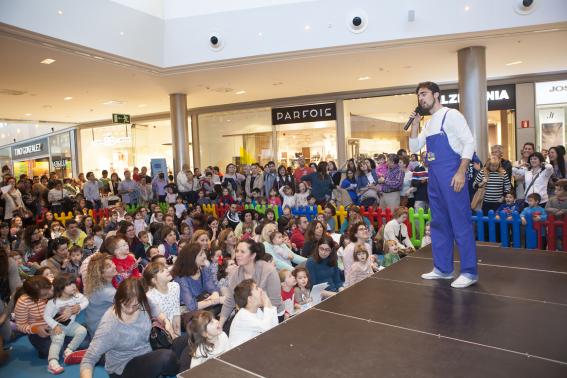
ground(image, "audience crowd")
xmin=0 ymin=142 xmax=565 ymax=376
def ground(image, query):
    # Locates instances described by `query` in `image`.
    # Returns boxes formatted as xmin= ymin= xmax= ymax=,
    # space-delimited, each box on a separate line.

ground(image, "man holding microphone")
xmin=408 ymin=81 xmax=478 ymax=288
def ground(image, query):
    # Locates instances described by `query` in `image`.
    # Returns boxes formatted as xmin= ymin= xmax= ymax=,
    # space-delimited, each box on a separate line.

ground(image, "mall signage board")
xmin=439 ymin=84 xmax=516 ymax=111
xmin=272 ymin=103 xmax=336 ymax=125
xmin=11 ymin=137 xmax=49 ymax=160
xmin=535 ymin=80 xmax=567 ymax=105
xmin=52 ymin=159 xmax=67 ymax=169
xmin=112 ymin=113 xmax=131 ymax=124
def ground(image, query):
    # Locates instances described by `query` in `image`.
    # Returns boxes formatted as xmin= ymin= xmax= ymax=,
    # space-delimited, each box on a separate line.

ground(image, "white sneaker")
xmin=421 ymin=270 xmax=454 ymax=280
xmin=451 ymin=274 xmax=478 ymax=288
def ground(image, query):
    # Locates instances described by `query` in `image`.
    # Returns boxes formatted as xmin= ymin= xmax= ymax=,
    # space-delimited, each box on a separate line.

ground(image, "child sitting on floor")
xmin=383 ymin=240 xmax=401 ymax=268
xmin=292 ymin=267 xmax=312 ymax=311
xmin=228 ymin=279 xmax=278 ymax=348
xmin=111 ymin=237 xmax=141 ymax=288
xmin=43 ymin=273 xmax=88 ymax=374
xmin=345 ymin=244 xmax=377 ymax=287
xmin=279 ymin=269 xmax=297 ymax=319
xmin=188 ymin=310 xmax=229 ymax=369
xmin=420 ymin=223 xmax=432 ymax=248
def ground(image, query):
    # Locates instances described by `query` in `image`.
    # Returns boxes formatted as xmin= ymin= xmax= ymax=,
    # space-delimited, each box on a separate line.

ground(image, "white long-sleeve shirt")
xmin=409 ymin=107 xmax=475 ymax=160
xmin=383 ymin=220 xmax=414 ymax=250
xmin=228 ymin=306 xmax=278 ymax=348
xmin=512 ymin=163 xmax=554 ymax=204
xmin=278 ymin=186 xmax=296 ymax=209
xmin=44 ymin=293 xmax=89 ymax=329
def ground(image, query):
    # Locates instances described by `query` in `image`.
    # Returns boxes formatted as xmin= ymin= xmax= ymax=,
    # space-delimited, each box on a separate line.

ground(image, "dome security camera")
xmin=208 ymin=32 xmax=224 ymax=51
xmin=346 ymin=10 xmax=368 ymax=33
xmin=514 ymin=0 xmax=536 ymax=14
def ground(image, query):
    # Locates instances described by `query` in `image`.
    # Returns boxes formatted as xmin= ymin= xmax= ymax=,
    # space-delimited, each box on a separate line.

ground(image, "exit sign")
xmin=112 ymin=113 xmax=131 ymax=124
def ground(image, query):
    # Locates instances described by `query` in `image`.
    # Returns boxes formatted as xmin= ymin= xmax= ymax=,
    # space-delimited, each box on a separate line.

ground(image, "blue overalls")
xmin=426 ymin=110 xmax=478 ymax=278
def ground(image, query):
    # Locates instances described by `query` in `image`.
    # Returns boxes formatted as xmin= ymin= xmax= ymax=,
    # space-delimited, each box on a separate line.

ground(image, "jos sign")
xmin=272 ymin=103 xmax=337 ymax=125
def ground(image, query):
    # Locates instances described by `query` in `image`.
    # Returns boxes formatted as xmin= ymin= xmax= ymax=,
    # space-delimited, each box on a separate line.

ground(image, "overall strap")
xmin=440 ymin=109 xmax=451 ymax=132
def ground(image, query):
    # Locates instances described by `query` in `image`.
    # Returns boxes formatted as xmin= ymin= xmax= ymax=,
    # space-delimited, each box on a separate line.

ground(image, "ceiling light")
xmin=505 ymin=61 xmax=523 ymax=66
xmin=102 ymin=100 xmax=123 ymax=105
xmin=464 ymin=5 xmax=470 ymax=11
xmin=258 ymin=32 xmax=263 ymax=37
xmin=41 ymin=58 xmax=55 ymax=64
xmin=63 ymin=96 xmax=73 ymax=101
xmin=138 ymin=104 xmax=148 ymax=108
xmin=24 ymin=113 xmax=32 ymax=116
xmin=93 ymin=56 xmax=104 ymax=60
xmin=119 ymin=31 xmax=125 ymax=36
xmin=304 ymin=25 xmax=311 ymax=31
xmin=235 ymin=90 xmax=247 ymax=95
xmin=57 ymin=10 xmax=63 ymax=15
xmin=358 ymin=76 xmax=371 ymax=81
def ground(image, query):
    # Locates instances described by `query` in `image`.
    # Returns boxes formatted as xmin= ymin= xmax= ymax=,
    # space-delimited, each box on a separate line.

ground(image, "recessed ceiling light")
xmin=235 ymin=90 xmax=247 ymax=95
xmin=358 ymin=76 xmax=371 ymax=81
xmin=506 ymin=61 xmax=523 ymax=66
xmin=63 ymin=96 xmax=73 ymax=101
xmin=24 ymin=113 xmax=32 ymax=116
xmin=57 ymin=10 xmax=63 ymax=15
xmin=138 ymin=104 xmax=148 ymax=108
xmin=93 ymin=56 xmax=104 ymax=60
xmin=102 ymin=100 xmax=123 ymax=105
xmin=41 ymin=58 xmax=55 ymax=64
xmin=464 ymin=5 xmax=470 ymax=11
xmin=258 ymin=32 xmax=263 ymax=37
xmin=119 ymin=31 xmax=125 ymax=36
xmin=304 ymin=25 xmax=311 ymax=31
xmin=226 ymin=119 xmax=231 ymax=122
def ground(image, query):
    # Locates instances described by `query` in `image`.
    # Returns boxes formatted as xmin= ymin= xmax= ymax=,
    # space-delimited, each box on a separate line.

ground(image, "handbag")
xmin=471 ymin=186 xmax=486 ymax=210
xmin=149 ymin=318 xmax=173 ymax=350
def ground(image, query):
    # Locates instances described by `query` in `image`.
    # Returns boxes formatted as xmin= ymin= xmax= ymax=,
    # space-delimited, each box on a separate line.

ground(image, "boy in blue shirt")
xmin=520 ymin=193 xmax=547 ymax=226
xmin=496 ymin=192 xmax=519 ymax=222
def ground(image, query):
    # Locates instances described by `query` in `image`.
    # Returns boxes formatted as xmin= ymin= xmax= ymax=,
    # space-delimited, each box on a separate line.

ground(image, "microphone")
xmin=403 ymin=106 xmax=422 ymax=131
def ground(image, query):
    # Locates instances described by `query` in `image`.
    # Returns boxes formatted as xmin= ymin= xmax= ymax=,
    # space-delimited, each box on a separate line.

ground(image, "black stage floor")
xmin=179 ymin=244 xmax=567 ymax=377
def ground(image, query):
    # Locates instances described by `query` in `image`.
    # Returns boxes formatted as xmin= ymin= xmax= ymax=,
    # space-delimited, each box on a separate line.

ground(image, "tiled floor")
xmin=181 ymin=244 xmax=567 ymax=377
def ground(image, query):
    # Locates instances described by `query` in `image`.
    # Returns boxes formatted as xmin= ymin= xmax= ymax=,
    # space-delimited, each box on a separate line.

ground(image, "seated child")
xmin=520 ymin=193 xmax=548 ymax=226
xmin=345 ymin=244 xmax=377 ymax=287
xmin=292 ymin=267 xmax=312 ymax=311
xmin=110 ymin=237 xmax=141 ymax=288
xmin=264 ymin=231 xmax=307 ymax=270
xmin=188 ymin=311 xmax=229 ymax=369
xmin=383 ymin=240 xmax=401 ymax=268
xmin=420 ymin=223 xmax=432 ymax=249
xmin=64 ymin=246 xmax=83 ymax=278
xmin=43 ymin=273 xmax=88 ymax=374
xmin=228 ymin=279 xmax=278 ymax=349
xmin=217 ymin=257 xmax=237 ymax=297
xmin=82 ymin=235 xmax=97 ymax=258
xmin=267 ymin=188 xmax=282 ymax=206
xmin=279 ymin=269 xmax=297 ymax=319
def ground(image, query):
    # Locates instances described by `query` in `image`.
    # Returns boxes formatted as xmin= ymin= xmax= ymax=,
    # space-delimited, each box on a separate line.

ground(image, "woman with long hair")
xmin=14 ymin=276 xmax=54 ymax=358
xmin=80 ymin=278 xmax=182 ymax=378
xmin=548 ymin=146 xmax=566 ymax=196
xmin=301 ymin=220 xmax=327 ymax=258
xmin=83 ymin=253 xmax=116 ymax=336
xmin=356 ymin=159 xmax=380 ymax=207
xmin=301 ymin=161 xmax=334 ymax=205
xmin=305 ymin=236 xmax=343 ymax=293
xmin=172 ymin=243 xmax=221 ymax=313
xmin=513 ymin=152 xmax=554 ymax=207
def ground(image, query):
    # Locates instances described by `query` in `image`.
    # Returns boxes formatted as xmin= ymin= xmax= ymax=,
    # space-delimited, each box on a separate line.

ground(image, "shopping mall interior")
xmin=0 ymin=1 xmax=567 ymax=377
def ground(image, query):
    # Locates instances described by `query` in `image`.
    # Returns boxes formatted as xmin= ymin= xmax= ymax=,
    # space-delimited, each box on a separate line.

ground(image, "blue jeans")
xmin=48 ymin=321 xmax=87 ymax=362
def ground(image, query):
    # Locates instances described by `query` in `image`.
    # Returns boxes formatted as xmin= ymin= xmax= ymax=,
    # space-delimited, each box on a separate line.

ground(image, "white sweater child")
xmin=44 ymin=293 xmax=89 ymax=329
xmin=228 ymin=307 xmax=278 ymax=348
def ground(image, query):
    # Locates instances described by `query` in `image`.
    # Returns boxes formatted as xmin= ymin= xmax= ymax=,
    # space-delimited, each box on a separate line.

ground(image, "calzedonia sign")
xmin=440 ymin=84 xmax=516 ymax=111
xmin=11 ymin=137 xmax=49 ymax=159
xmin=272 ymin=103 xmax=336 ymax=125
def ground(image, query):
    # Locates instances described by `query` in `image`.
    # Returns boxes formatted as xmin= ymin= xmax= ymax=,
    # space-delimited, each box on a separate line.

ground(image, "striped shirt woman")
xmin=474 ymin=157 xmax=512 ymax=213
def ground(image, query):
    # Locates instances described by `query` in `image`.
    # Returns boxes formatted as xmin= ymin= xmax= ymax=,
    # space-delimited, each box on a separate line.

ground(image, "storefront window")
xmin=0 ymin=121 xmax=74 ymax=147
xmin=49 ymin=131 xmax=73 ymax=178
xmin=535 ymin=80 xmax=567 ymax=151
xmin=345 ymin=95 xmax=414 ymax=160
xmin=80 ymin=120 xmax=174 ymax=177
xmin=276 ymin=121 xmax=337 ymax=166
xmin=198 ymin=108 xmax=273 ymax=168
